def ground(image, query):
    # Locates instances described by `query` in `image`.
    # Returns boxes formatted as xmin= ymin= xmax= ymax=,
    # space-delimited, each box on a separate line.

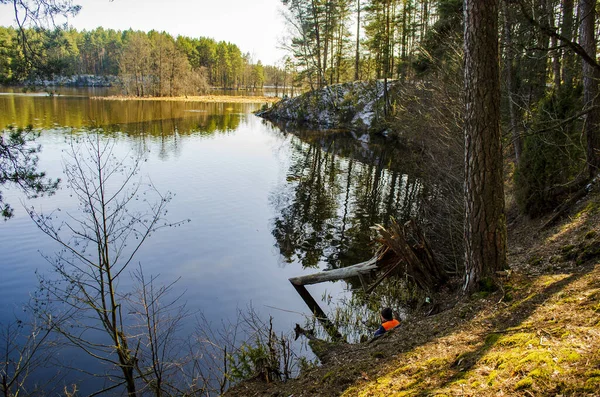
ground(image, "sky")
xmin=0 ymin=0 xmax=288 ymax=65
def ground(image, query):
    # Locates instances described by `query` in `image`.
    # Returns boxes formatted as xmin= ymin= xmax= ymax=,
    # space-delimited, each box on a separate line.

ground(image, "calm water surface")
xmin=0 ymin=88 xmax=424 ymax=391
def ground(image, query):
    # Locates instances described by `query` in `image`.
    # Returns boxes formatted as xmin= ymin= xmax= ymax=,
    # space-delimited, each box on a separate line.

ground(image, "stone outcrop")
xmin=257 ymin=80 xmax=397 ymax=131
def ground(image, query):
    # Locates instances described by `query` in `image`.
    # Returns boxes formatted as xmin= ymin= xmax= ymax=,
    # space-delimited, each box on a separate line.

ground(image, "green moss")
xmin=560 ymin=296 xmax=578 ymax=304
xmin=585 ymin=369 xmax=600 ymax=378
xmin=482 ymin=350 xmax=521 ymax=369
xmin=515 ymin=376 xmax=533 ymax=390
xmin=390 ymin=364 xmax=413 ymax=376
xmin=308 ymin=339 xmax=333 ymax=361
xmin=584 ymin=377 xmax=600 ymax=391
xmin=518 ymin=351 xmax=555 ymax=368
xmin=487 ymin=370 xmax=499 ymax=386
xmin=423 ymin=357 xmax=448 ymax=368
xmin=485 ymin=333 xmax=501 ymax=347
xmin=497 ymin=332 xmax=537 ymax=347
xmin=529 ymin=367 xmax=552 ymax=378
xmin=558 ymin=348 xmax=581 ymax=363
xmin=514 ymin=89 xmax=585 ymax=216
xmin=322 ymin=370 xmax=334 ymax=383
xmin=577 ymin=200 xmax=600 ymax=218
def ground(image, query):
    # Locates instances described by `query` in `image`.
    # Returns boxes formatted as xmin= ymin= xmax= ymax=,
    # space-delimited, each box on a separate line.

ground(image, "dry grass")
xmin=342 ymin=270 xmax=600 ymax=396
xmin=225 ymin=191 xmax=600 ymax=397
xmin=91 ymin=95 xmax=280 ymax=104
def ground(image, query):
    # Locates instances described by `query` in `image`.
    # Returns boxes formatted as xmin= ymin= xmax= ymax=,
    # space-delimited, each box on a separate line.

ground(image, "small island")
xmin=92 ymin=94 xmax=281 ymax=104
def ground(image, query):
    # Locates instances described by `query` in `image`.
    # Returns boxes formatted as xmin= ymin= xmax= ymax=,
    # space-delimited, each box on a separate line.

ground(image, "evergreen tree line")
xmin=0 ymin=26 xmax=282 ymax=95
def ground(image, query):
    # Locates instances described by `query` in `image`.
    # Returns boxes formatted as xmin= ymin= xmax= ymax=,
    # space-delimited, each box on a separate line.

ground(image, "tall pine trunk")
xmin=502 ymin=0 xmax=522 ymax=165
xmin=355 ymin=0 xmax=361 ymax=80
xmin=463 ymin=0 xmax=507 ymax=292
xmin=562 ymin=0 xmax=575 ymax=88
xmin=579 ymin=0 xmax=600 ymax=177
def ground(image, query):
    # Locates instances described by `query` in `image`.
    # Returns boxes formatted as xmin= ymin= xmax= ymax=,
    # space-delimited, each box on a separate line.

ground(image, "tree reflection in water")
xmin=270 ymin=124 xmax=427 ymax=272
xmin=268 ymin=122 xmax=465 ymax=340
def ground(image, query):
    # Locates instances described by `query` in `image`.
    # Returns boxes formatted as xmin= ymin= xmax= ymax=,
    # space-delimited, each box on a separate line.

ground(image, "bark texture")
xmin=579 ymin=0 xmax=600 ymax=178
xmin=463 ymin=0 xmax=507 ymax=292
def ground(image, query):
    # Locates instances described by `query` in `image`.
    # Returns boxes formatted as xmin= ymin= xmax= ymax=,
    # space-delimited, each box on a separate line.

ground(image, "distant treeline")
xmin=0 ymin=26 xmax=293 ymax=96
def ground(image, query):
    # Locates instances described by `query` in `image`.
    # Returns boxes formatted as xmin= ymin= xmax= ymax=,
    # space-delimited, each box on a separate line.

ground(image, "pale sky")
xmin=0 ymin=0 xmax=288 ymax=65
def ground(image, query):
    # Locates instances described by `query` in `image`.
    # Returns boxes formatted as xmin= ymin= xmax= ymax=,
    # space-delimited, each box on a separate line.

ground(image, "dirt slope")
xmin=225 ymin=192 xmax=600 ymax=397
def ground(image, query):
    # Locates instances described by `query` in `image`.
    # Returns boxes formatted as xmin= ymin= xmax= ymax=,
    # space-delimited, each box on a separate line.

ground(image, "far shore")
xmin=91 ymin=95 xmax=281 ymax=104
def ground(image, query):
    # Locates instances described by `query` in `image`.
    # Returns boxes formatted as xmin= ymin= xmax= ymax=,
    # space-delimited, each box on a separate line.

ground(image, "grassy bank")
xmin=225 ymin=191 xmax=600 ymax=396
xmin=92 ymin=95 xmax=280 ymax=104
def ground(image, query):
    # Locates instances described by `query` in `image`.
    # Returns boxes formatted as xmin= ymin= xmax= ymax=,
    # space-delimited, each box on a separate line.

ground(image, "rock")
xmin=27 ymin=74 xmax=118 ymax=87
xmin=256 ymin=80 xmax=398 ymax=132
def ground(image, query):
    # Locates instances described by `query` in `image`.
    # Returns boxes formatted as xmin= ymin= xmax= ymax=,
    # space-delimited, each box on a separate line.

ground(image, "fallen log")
xmin=288 ymin=256 xmax=378 ymax=286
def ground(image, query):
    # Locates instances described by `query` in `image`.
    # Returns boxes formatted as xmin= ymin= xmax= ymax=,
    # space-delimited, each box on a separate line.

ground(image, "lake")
xmin=0 ymin=87 xmax=424 ymax=392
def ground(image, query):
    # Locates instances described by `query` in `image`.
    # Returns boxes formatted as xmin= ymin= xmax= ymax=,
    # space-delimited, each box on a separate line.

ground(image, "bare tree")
xmin=29 ymin=132 xmax=186 ymax=396
xmin=0 ymin=313 xmax=56 ymax=396
xmin=128 ymin=267 xmax=192 ymax=396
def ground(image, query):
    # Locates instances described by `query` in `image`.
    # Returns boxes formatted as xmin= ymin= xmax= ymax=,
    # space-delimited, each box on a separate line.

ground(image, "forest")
xmin=0 ymin=26 xmax=280 ymax=95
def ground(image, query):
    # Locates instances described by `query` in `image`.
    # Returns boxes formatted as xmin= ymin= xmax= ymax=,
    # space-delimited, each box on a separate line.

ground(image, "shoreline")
xmin=91 ymin=95 xmax=280 ymax=104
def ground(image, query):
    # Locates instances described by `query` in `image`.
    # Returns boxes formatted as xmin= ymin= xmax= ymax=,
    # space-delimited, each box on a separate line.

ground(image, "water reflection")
xmin=0 ymin=88 xmax=254 ymax=136
xmin=270 ymin=122 xmax=427 ymax=272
